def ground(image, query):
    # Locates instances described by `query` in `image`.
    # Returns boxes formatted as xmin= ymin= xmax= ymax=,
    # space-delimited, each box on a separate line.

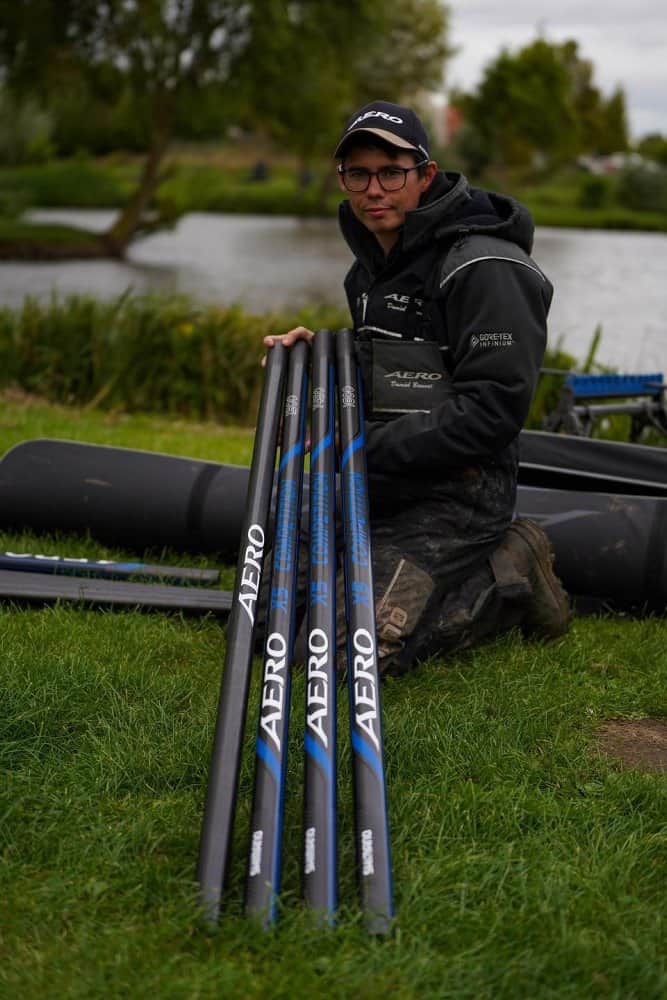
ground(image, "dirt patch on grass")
xmin=596 ymin=718 xmax=667 ymax=774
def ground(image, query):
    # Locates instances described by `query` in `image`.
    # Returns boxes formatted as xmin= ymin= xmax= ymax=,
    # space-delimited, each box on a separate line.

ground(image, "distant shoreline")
xmin=1 ymin=155 xmax=666 ymax=260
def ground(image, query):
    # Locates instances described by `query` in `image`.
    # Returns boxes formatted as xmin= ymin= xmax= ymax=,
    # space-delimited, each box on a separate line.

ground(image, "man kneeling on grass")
xmin=264 ymin=100 xmax=571 ymax=675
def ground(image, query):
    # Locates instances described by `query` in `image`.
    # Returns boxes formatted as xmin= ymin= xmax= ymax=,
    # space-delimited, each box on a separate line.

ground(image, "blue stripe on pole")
xmin=310 ymin=428 xmax=333 ymax=464
xmin=256 ymin=737 xmax=280 ymax=782
xmin=279 ymin=441 xmax=303 ymax=472
xmin=341 ymin=433 xmax=364 ymax=470
xmin=351 ymin=729 xmax=382 ymax=781
xmin=304 ymin=732 xmax=332 ymax=783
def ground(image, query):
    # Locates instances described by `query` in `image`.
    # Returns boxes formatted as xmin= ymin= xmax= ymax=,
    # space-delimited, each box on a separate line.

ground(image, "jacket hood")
xmin=339 ymin=171 xmax=535 ymax=274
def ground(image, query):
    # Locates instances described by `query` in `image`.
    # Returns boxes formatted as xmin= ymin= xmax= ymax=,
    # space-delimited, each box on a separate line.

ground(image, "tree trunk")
xmin=102 ymin=127 xmax=171 ymax=257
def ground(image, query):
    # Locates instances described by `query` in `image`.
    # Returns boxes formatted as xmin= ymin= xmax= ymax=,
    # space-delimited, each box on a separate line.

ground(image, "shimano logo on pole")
xmin=249 ymin=829 xmax=263 ymax=877
xmin=304 ymin=826 xmax=316 ymax=875
xmin=361 ymin=828 xmax=375 ymax=876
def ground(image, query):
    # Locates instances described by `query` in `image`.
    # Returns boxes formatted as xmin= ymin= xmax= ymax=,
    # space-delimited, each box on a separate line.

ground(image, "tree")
xmin=351 ymin=0 xmax=453 ymax=106
xmin=236 ymin=0 xmax=452 ymax=178
xmin=458 ymin=39 xmax=579 ymax=169
xmin=456 ymin=37 xmax=629 ymax=171
xmin=0 ymin=1 xmax=252 ymax=254
xmin=559 ymin=40 xmax=603 ymax=149
xmin=597 ymin=87 xmax=629 ymax=154
xmin=229 ymin=1 xmax=368 ymax=164
xmin=0 ymin=1 xmax=451 ymax=247
xmin=637 ymin=133 xmax=667 ymax=166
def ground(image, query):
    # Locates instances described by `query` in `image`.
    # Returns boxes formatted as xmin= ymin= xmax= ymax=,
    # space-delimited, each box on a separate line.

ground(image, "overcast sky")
xmin=445 ymin=0 xmax=667 ymax=139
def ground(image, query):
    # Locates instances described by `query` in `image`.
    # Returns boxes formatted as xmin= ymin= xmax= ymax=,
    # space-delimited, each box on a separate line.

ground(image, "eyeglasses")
xmin=337 ymin=159 xmax=428 ymax=193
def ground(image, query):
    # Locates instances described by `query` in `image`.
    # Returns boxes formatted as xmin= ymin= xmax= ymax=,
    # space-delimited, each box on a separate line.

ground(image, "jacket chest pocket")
xmin=370 ymin=339 xmax=451 ymax=417
xmin=358 ymin=288 xmax=429 ymax=342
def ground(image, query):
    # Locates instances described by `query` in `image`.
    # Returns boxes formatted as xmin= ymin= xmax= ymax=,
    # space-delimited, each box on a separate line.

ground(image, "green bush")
xmin=0 ymin=157 xmax=135 ymax=209
xmin=50 ymin=86 xmax=149 ymax=156
xmin=0 ymin=293 xmax=622 ymax=435
xmin=158 ymin=164 xmax=340 ymax=217
xmin=0 ymin=90 xmax=54 ymax=166
xmin=615 ymin=164 xmax=667 ymax=213
xmin=0 ymin=186 xmax=30 ymax=220
xmin=577 ymin=174 xmax=612 ymax=210
xmin=0 ymin=293 xmax=347 ymax=423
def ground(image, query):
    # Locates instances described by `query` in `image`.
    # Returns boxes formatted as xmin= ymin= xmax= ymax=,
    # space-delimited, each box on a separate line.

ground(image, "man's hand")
xmin=261 ymin=326 xmax=314 ymax=366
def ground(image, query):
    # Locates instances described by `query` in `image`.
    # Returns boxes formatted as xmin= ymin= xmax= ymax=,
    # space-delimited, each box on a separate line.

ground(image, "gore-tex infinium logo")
xmin=470 ymin=332 xmax=514 ymax=349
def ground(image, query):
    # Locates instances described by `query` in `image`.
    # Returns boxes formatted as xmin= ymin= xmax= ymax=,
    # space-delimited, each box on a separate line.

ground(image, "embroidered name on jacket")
xmin=371 ymin=340 xmax=450 ymax=416
xmin=383 ymin=292 xmax=424 ymax=314
xmin=385 ymin=370 xmax=444 ymax=388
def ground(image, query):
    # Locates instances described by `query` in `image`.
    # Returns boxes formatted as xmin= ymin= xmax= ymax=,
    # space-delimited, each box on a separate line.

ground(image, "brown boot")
xmin=490 ymin=518 xmax=571 ymax=639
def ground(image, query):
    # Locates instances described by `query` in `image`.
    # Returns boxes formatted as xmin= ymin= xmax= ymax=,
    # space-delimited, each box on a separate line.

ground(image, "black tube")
xmin=245 ymin=340 xmax=309 ymax=926
xmin=0 ymin=438 xmax=249 ymax=556
xmin=196 ymin=342 xmax=288 ymax=926
xmin=0 ymin=569 xmax=231 ymax=615
xmin=302 ymin=330 xmax=338 ymax=921
xmin=517 ymin=485 xmax=667 ymax=612
xmin=336 ymin=328 xmax=393 ymax=935
xmin=2 ymin=436 xmax=665 ymax=611
xmin=0 ymin=551 xmax=219 ymax=585
xmin=518 ymin=431 xmax=667 ymax=496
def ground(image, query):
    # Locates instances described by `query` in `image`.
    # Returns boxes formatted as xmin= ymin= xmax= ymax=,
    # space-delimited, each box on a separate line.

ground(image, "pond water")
xmin=1 ymin=209 xmax=665 ymax=372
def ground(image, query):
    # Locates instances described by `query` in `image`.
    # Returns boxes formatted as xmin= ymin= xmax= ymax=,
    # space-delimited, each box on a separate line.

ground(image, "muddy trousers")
xmin=288 ymin=464 xmax=522 ymax=675
xmin=366 ymin=545 xmax=530 ymax=675
xmin=288 ymin=526 xmax=527 ymax=676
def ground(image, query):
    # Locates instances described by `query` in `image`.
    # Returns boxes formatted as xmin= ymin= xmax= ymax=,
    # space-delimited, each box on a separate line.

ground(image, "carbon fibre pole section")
xmin=302 ymin=330 xmax=338 ymax=921
xmin=0 ymin=569 xmax=231 ymax=614
xmin=0 ymin=552 xmax=219 ymax=585
xmin=335 ymin=327 xmax=393 ymax=935
xmin=245 ymin=340 xmax=309 ymax=926
xmin=196 ymin=342 xmax=288 ymax=926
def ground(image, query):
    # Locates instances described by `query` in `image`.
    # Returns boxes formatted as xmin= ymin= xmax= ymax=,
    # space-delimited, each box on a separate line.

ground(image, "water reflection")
xmin=533 ymin=227 xmax=666 ymax=372
xmin=1 ymin=209 xmax=665 ymax=372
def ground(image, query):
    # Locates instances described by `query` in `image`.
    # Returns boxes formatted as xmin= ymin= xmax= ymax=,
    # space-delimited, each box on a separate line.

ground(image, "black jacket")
xmin=339 ymin=171 xmax=553 ymax=480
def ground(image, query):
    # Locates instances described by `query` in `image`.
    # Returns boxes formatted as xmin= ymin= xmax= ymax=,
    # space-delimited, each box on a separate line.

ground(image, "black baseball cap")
xmin=333 ymin=101 xmax=430 ymax=160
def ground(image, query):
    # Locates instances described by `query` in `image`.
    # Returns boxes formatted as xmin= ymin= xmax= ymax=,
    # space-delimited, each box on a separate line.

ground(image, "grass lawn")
xmin=1 ymin=397 xmax=665 ymax=999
